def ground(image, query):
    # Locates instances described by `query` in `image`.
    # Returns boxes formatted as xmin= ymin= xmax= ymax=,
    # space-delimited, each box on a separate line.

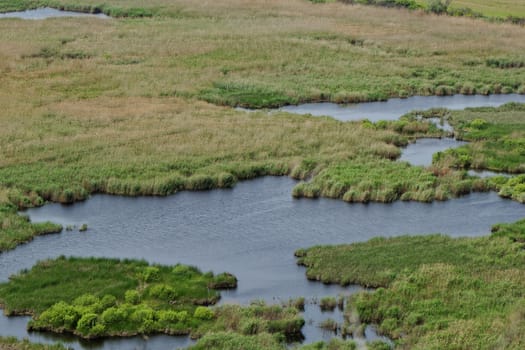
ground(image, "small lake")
xmin=279 ymin=94 xmax=525 ymax=121
xmin=0 ymin=8 xmax=110 ymax=20
xmin=1 ymin=177 xmax=525 ymax=348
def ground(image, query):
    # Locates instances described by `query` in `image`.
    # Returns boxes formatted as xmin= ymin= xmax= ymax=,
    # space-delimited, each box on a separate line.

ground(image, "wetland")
xmin=1 ymin=0 xmax=525 ymax=349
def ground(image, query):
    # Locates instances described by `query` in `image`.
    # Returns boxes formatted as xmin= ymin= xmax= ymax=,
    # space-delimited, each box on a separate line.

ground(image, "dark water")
xmin=1 ymin=177 xmax=524 ymax=348
xmin=0 ymin=8 xmax=110 ymax=20
xmin=400 ymin=138 xmax=467 ymax=167
xmin=279 ymin=94 xmax=525 ymax=121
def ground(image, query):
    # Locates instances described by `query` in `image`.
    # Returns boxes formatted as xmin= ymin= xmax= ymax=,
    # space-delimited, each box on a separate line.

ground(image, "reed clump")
xmin=319 ymin=297 xmax=337 ymax=311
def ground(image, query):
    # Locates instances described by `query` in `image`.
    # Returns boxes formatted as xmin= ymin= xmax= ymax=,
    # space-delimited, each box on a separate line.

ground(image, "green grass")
xmin=0 ymin=337 xmax=67 ymax=350
xmin=0 ymin=257 xmax=237 ymax=338
xmin=296 ymin=219 xmax=525 ymax=349
xmin=0 ymin=0 xmax=523 ymax=218
xmin=187 ymin=332 xmax=286 ymax=350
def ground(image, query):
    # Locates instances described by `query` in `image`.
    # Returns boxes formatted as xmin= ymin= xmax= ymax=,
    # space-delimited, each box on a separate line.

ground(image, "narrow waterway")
xmin=0 ymin=8 xmax=110 ymax=20
xmin=279 ymin=94 xmax=525 ymax=121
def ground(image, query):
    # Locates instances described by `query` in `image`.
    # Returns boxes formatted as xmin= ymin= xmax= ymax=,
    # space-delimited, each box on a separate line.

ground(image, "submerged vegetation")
xmin=296 ymin=218 xmax=525 ymax=349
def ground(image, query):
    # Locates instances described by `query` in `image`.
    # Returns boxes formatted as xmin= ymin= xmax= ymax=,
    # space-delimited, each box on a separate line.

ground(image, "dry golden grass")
xmin=0 ymin=1 xmax=524 ymax=106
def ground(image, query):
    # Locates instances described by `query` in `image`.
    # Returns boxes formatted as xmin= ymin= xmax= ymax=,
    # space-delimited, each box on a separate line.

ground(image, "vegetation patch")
xmin=297 ymin=218 xmax=525 ymax=348
xmin=0 ymin=257 xmax=238 ymax=338
xmin=292 ymin=158 xmax=489 ymax=203
xmin=187 ymin=332 xmax=286 ymax=350
xmin=0 ymin=337 xmax=67 ymax=350
xmin=200 ymin=82 xmax=296 ymax=109
xmin=427 ymin=104 xmax=525 ymax=201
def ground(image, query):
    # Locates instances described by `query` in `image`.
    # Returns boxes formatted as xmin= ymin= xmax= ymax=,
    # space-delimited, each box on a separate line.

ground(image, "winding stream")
xmin=2 ymin=95 xmax=525 ymax=349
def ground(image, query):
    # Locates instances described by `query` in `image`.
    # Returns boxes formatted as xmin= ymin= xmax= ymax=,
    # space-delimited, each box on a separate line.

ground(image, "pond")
xmin=0 ymin=8 xmax=110 ymax=20
xmin=1 ymin=177 xmax=524 ymax=348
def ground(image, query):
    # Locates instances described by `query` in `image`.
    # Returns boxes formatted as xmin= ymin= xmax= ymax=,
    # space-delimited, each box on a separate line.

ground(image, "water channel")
xmin=0 ymin=8 xmax=110 ymax=20
xmin=279 ymin=94 xmax=525 ymax=121
xmin=1 ymin=94 xmax=525 ymax=349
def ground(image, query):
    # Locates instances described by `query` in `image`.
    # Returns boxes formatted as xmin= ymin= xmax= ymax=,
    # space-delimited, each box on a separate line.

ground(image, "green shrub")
xmin=124 ymin=290 xmax=140 ymax=305
xmin=194 ymin=306 xmax=215 ymax=320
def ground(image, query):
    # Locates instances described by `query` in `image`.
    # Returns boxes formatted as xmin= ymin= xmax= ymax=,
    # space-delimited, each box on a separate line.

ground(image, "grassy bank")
xmin=296 ymin=219 xmax=525 ymax=349
xmin=0 ymin=187 xmax=62 ymax=252
xmin=292 ymin=157 xmax=490 ymax=203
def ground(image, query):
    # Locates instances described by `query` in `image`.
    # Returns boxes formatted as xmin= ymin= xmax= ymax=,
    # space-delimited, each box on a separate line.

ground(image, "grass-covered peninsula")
xmin=296 ymin=218 xmax=525 ymax=349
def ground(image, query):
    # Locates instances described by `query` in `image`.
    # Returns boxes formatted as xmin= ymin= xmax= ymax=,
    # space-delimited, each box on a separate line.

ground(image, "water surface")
xmin=0 ymin=7 xmax=110 ymax=20
xmin=400 ymin=138 xmax=467 ymax=167
xmin=279 ymin=94 xmax=525 ymax=121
